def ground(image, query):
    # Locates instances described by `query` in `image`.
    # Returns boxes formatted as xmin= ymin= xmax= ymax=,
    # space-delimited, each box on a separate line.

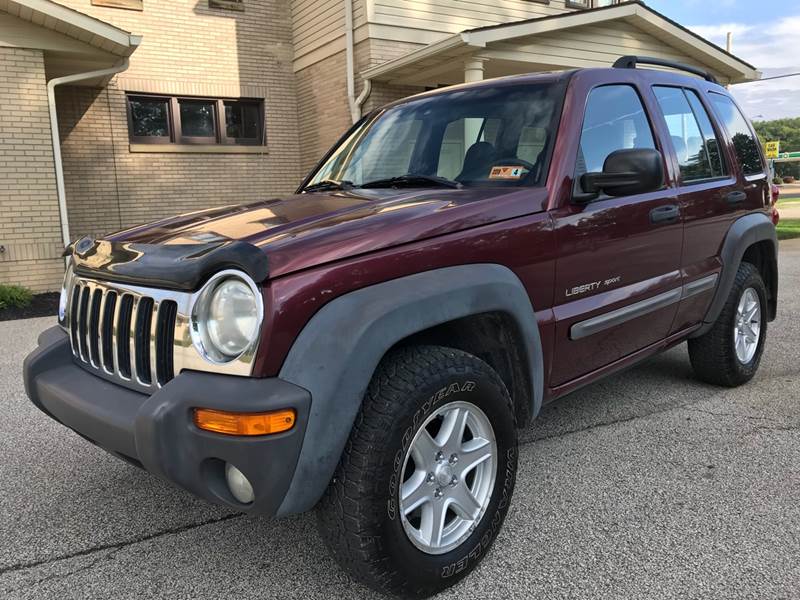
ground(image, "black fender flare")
xmin=692 ymin=212 xmax=778 ymax=338
xmin=275 ymin=264 xmax=543 ymax=516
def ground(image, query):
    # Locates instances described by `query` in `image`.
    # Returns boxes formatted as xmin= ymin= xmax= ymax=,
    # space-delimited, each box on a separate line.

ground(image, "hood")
xmin=95 ymin=187 xmax=547 ymax=281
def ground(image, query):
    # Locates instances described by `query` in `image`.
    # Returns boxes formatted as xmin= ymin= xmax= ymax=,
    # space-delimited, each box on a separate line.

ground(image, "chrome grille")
xmin=66 ymin=278 xmax=178 ymax=392
xmin=63 ymin=271 xmax=260 ymax=394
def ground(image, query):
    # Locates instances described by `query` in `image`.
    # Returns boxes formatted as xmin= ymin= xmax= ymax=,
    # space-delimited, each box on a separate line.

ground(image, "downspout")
xmin=46 ymin=57 xmax=132 ymax=253
xmin=344 ymin=0 xmax=371 ymax=123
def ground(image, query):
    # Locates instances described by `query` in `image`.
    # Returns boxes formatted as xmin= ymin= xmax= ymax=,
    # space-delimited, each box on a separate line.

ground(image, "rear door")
xmin=650 ymin=85 xmax=741 ymax=332
xmin=550 ymin=82 xmax=683 ymax=386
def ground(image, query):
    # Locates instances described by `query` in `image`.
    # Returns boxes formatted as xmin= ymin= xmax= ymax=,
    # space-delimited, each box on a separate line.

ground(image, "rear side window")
xmin=653 ymin=86 xmax=726 ymax=182
xmin=577 ymin=85 xmax=656 ymax=176
xmin=709 ymin=93 xmax=764 ymax=176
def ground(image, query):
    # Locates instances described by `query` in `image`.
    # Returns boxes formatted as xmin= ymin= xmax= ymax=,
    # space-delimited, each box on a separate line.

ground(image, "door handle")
xmin=725 ymin=190 xmax=747 ymax=205
xmin=650 ymin=204 xmax=680 ymax=224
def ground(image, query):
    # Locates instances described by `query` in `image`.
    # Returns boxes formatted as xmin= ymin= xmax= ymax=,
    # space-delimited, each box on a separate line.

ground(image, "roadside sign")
xmin=765 ymin=141 xmax=780 ymax=159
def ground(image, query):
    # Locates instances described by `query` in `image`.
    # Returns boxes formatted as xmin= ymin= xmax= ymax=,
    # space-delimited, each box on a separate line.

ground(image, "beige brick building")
xmin=0 ymin=0 xmax=759 ymax=291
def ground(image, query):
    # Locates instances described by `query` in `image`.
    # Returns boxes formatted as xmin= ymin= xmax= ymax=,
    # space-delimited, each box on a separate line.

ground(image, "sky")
xmin=646 ymin=0 xmax=800 ymax=121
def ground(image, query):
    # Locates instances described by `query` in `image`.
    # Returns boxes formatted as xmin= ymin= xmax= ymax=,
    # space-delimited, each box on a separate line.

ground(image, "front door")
xmin=550 ymin=83 xmax=683 ymax=386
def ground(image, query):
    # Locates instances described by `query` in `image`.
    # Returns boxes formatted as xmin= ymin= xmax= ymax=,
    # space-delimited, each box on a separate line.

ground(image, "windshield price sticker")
xmin=489 ymin=166 xmax=529 ymax=180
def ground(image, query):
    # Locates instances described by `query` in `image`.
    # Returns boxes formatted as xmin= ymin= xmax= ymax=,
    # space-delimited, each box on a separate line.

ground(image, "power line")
xmin=734 ymin=72 xmax=800 ymax=85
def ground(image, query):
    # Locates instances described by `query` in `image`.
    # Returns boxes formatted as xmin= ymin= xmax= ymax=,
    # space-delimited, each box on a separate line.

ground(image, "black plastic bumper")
xmin=23 ymin=326 xmax=311 ymax=516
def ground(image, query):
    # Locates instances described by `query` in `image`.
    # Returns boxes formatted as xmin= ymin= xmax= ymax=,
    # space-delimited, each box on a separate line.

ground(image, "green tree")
xmin=753 ymin=118 xmax=800 ymax=152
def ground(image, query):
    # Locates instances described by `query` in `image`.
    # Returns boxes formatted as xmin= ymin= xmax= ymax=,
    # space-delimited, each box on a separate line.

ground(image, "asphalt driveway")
xmin=2 ymin=240 xmax=799 ymax=600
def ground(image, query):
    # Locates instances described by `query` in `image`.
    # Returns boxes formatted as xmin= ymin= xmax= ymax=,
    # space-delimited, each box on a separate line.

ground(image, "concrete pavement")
xmin=1 ymin=240 xmax=799 ymax=599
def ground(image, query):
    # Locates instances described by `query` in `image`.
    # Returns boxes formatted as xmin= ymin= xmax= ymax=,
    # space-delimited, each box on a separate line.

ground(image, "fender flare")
xmin=275 ymin=264 xmax=543 ymax=516
xmin=692 ymin=212 xmax=778 ymax=338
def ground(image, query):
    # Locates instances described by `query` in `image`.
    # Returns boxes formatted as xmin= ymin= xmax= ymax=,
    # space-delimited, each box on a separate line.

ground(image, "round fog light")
xmin=225 ymin=463 xmax=255 ymax=504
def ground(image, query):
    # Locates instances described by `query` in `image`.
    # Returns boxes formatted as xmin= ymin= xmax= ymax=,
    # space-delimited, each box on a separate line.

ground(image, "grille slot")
xmin=135 ymin=297 xmax=154 ymax=384
xmin=101 ymin=291 xmax=117 ymax=373
xmin=88 ymin=289 xmax=102 ymax=366
xmin=156 ymin=300 xmax=178 ymax=385
xmin=66 ymin=279 xmax=178 ymax=393
xmin=69 ymin=285 xmax=81 ymax=352
xmin=78 ymin=286 xmax=90 ymax=361
xmin=116 ymin=294 xmax=134 ymax=379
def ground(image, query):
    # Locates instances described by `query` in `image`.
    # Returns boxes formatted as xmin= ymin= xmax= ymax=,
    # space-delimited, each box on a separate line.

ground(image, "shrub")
xmin=0 ymin=284 xmax=33 ymax=311
xmin=773 ymin=176 xmax=784 ymax=185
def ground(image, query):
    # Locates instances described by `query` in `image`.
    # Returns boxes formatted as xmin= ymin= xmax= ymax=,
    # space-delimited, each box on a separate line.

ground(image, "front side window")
xmin=126 ymin=95 xmax=264 ymax=146
xmin=577 ymin=85 xmax=656 ymax=177
xmin=307 ymin=82 xmax=566 ymax=189
xmin=653 ymin=86 xmax=726 ymax=182
xmin=708 ymin=93 xmax=764 ymax=176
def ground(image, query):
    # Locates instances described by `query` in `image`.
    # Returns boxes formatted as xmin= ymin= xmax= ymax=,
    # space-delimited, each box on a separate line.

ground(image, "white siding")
xmin=292 ymin=0 xmax=343 ymax=61
xmin=371 ymin=0 xmax=573 ymax=34
xmin=488 ymin=21 xmax=718 ymax=76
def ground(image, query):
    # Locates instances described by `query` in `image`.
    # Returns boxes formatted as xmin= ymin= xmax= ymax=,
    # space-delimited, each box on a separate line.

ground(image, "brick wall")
xmin=0 ymin=48 xmax=64 ymax=292
xmin=54 ymin=0 xmax=304 ymax=239
xmin=295 ymin=50 xmax=351 ymax=174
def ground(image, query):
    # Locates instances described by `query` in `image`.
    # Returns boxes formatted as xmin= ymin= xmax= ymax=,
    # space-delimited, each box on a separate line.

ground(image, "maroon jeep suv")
xmin=24 ymin=57 xmax=778 ymax=598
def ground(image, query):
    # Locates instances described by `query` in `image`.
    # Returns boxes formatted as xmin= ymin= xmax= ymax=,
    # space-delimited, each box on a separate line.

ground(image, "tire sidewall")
xmin=380 ymin=365 xmax=518 ymax=591
xmin=729 ymin=270 xmax=768 ymax=377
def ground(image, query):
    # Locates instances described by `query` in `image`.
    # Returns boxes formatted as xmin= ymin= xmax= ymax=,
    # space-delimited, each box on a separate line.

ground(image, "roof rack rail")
xmin=613 ymin=55 xmax=719 ymax=84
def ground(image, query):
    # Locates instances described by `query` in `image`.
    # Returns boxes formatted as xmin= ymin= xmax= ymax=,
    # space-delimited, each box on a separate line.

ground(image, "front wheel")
xmin=316 ymin=345 xmax=518 ymax=599
xmin=688 ymin=262 xmax=768 ymax=387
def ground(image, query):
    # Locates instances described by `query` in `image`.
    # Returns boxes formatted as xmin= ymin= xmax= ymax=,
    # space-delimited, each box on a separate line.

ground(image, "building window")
xmin=209 ymin=0 xmax=244 ymax=11
xmin=566 ymin=0 xmax=619 ymax=8
xmin=91 ymin=0 xmax=143 ymax=11
xmin=126 ymin=95 xmax=265 ymax=146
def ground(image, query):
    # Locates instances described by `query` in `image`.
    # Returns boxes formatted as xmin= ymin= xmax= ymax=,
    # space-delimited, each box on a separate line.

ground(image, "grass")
xmin=0 ymin=284 xmax=33 ymax=311
xmin=777 ymin=218 xmax=800 ymax=241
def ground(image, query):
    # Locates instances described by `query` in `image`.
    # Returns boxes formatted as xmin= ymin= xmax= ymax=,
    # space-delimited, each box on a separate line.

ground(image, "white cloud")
xmin=688 ymin=16 xmax=800 ymax=119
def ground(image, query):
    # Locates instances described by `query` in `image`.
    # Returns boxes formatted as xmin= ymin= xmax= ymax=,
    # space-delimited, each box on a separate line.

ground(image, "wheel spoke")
xmin=745 ymin=304 xmax=760 ymax=322
xmin=401 ymin=470 xmax=430 ymax=515
xmin=436 ymin=407 xmax=468 ymax=451
xmin=421 ymin=498 xmax=449 ymax=547
xmin=449 ymin=486 xmax=482 ymax=521
xmin=411 ymin=429 xmax=440 ymax=466
xmin=458 ymin=437 xmax=493 ymax=475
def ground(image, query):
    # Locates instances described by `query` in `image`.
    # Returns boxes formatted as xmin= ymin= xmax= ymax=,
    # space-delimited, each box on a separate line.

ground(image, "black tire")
xmin=688 ymin=262 xmax=768 ymax=387
xmin=316 ymin=345 xmax=518 ymax=599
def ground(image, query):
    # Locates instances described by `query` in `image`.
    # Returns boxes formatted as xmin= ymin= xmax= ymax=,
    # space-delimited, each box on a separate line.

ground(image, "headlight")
xmin=191 ymin=272 xmax=262 ymax=363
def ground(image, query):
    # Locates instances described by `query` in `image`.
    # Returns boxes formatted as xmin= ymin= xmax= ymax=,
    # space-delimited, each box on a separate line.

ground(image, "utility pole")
xmin=726 ymin=32 xmax=733 ymax=53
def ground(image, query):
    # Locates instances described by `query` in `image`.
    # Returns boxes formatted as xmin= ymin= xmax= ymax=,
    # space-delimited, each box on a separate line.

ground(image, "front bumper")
xmin=23 ymin=326 xmax=311 ymax=516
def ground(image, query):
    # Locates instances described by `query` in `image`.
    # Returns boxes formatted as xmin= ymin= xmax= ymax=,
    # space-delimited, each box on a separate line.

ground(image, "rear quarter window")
xmin=708 ymin=93 xmax=764 ymax=177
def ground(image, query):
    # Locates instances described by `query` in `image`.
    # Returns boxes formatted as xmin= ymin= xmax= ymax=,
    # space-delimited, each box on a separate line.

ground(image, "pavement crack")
xmin=0 ymin=513 xmax=242 ymax=581
xmin=686 ymin=407 xmax=783 ymax=423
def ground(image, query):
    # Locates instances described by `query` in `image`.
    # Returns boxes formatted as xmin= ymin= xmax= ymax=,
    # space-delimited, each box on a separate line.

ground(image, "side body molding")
xmin=276 ymin=264 xmax=544 ymax=516
xmin=693 ymin=212 xmax=778 ymax=338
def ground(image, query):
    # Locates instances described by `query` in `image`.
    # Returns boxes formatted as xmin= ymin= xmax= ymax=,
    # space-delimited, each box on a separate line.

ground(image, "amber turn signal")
xmin=193 ymin=408 xmax=296 ymax=436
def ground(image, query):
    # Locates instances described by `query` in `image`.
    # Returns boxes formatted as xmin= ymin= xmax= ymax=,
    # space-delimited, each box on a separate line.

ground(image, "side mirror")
xmin=575 ymin=148 xmax=664 ymax=202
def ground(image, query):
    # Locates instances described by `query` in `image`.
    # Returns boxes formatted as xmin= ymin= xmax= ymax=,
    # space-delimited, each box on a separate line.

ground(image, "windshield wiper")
xmin=302 ymin=179 xmax=354 ymax=193
xmin=359 ymin=174 xmax=463 ymax=189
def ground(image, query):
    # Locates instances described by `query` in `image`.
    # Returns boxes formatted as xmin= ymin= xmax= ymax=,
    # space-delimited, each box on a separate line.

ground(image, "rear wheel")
xmin=316 ymin=345 xmax=518 ymax=598
xmin=688 ymin=262 xmax=767 ymax=387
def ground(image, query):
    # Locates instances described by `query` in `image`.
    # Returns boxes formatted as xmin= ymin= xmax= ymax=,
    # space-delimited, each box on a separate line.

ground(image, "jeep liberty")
xmin=24 ymin=56 xmax=779 ymax=598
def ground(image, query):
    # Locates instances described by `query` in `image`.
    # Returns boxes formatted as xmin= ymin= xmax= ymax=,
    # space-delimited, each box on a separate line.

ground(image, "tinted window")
xmin=709 ymin=93 xmax=764 ymax=176
xmin=179 ymin=99 xmax=216 ymax=139
xmin=128 ymin=97 xmax=170 ymax=139
xmin=686 ymin=90 xmax=725 ymax=176
xmin=577 ymin=85 xmax=655 ymax=176
xmin=654 ymin=86 xmax=725 ymax=181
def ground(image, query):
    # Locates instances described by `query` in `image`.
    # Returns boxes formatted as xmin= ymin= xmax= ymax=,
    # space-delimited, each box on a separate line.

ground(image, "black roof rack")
xmin=613 ymin=55 xmax=719 ymax=84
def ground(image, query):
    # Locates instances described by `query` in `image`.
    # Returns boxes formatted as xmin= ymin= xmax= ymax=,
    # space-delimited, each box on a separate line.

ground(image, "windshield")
xmin=306 ymin=82 xmax=566 ymax=189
